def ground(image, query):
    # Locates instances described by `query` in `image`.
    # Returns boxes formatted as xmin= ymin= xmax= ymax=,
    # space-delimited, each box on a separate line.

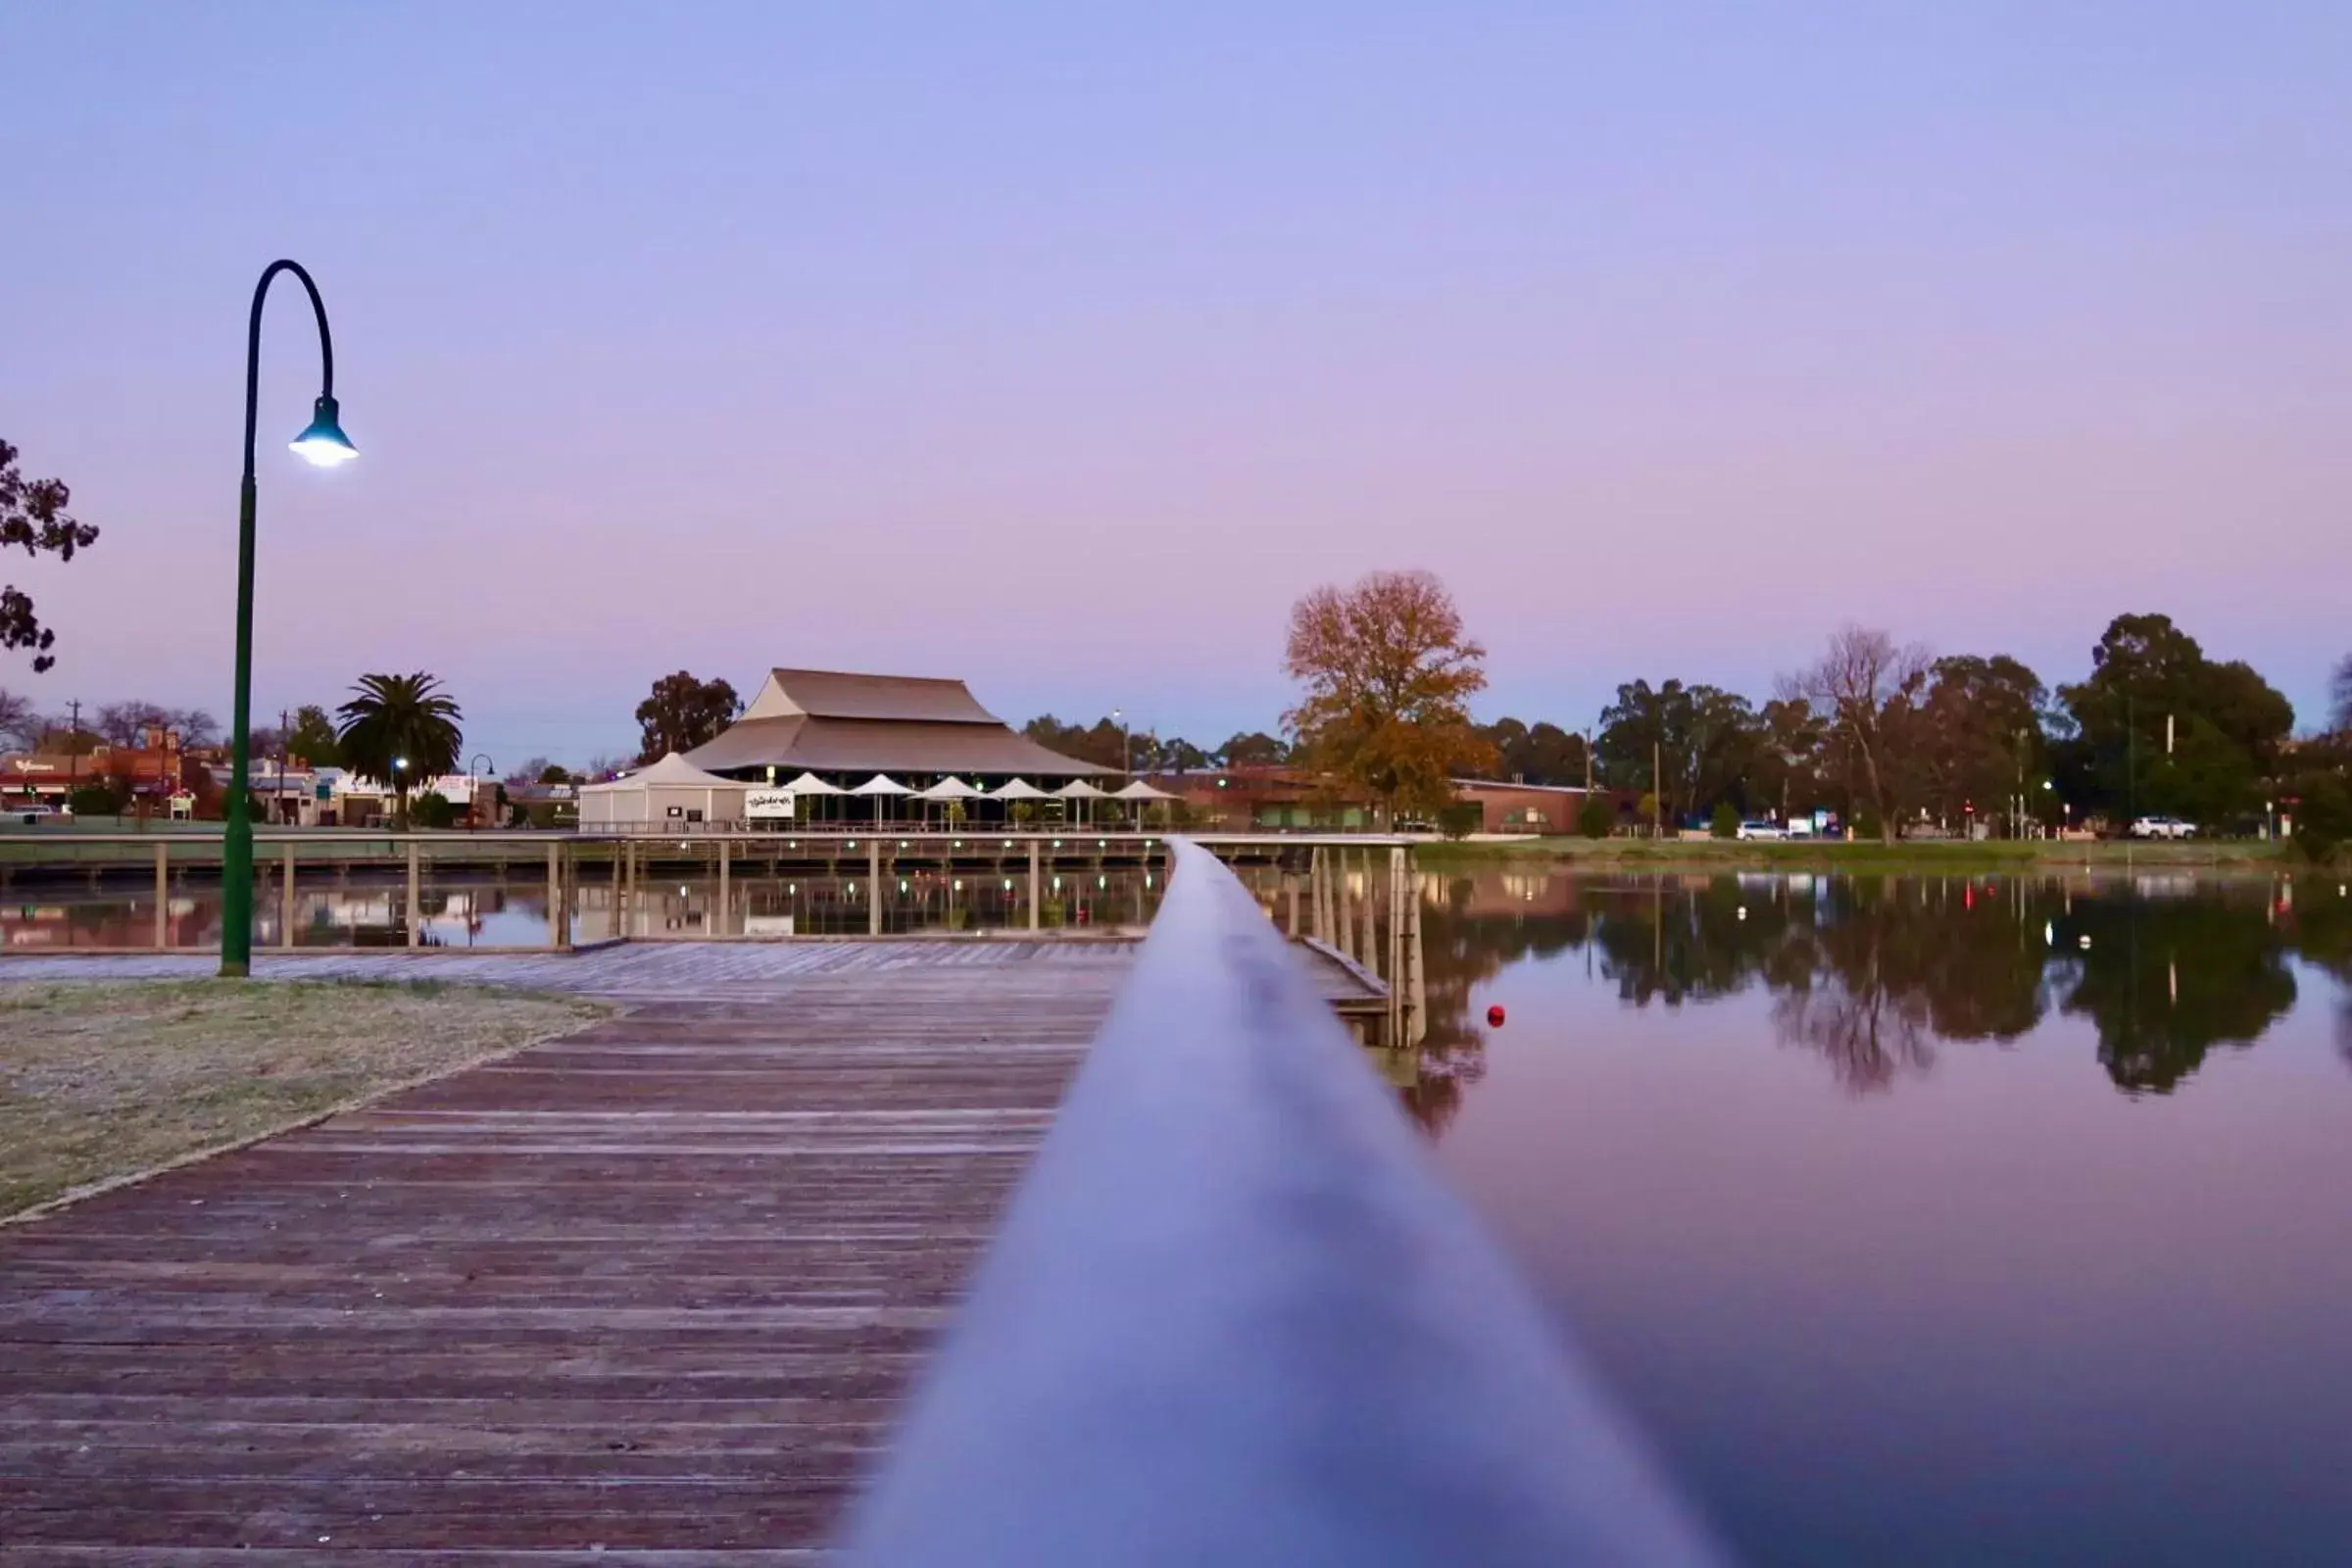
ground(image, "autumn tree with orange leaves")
xmin=1282 ymin=569 xmax=1494 ymax=823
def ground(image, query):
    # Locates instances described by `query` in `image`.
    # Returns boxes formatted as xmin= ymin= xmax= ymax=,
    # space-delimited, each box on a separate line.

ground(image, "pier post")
xmin=1405 ymin=865 xmax=1426 ymax=1046
xmin=280 ymin=843 xmax=297 ymax=951
xmin=868 ymin=838 xmax=883 ymax=935
xmin=1317 ymin=846 xmax=1336 ymax=945
xmin=546 ymin=844 xmax=562 ymax=948
xmin=717 ymin=837 xmax=730 ymax=938
xmin=1359 ymin=851 xmax=1378 ymax=977
xmin=406 ymin=841 xmax=421 ymax=950
xmin=153 ymin=843 xmax=168 ymax=952
xmin=1027 ymin=841 xmax=1040 ymax=931
xmin=1336 ymin=850 xmax=1354 ymax=961
xmin=1286 ymin=872 xmax=1300 ymax=936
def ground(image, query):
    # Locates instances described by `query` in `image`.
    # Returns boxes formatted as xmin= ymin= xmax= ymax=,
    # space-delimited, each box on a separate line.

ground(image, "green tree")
xmin=1753 ymin=697 xmax=1828 ymax=825
xmin=1596 ymin=680 xmax=1759 ymax=826
xmin=1219 ymin=730 xmax=1290 ymax=766
xmin=2291 ymin=773 xmax=2351 ymax=863
xmin=1021 ymin=714 xmax=1129 ymax=769
xmin=408 ymin=790 xmax=459 ymax=830
xmin=1475 ymin=717 xmax=1590 ymax=786
xmin=1577 ymin=795 xmax=1614 ymax=838
xmin=2055 ymin=613 xmax=2292 ymax=827
xmin=283 ymin=704 xmax=342 ymax=767
xmin=1917 ymin=655 xmax=2049 ymax=829
xmin=1711 ymin=801 xmax=1740 ymax=838
xmin=336 ymin=672 xmax=464 ymax=824
xmin=634 ymin=670 xmax=741 ymax=762
xmin=1 ymin=439 xmax=100 ymax=674
xmin=2333 ymin=653 xmax=2352 ymax=734
xmin=1281 ymin=569 xmax=1494 ymax=821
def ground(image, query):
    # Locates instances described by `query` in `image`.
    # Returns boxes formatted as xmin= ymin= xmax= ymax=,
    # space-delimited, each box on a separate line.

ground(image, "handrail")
xmin=840 ymin=840 xmax=1727 ymax=1566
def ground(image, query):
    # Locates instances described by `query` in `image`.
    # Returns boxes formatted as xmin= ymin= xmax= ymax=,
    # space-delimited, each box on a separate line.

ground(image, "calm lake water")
xmin=1414 ymin=869 xmax=2352 ymax=1567
xmin=10 ymin=858 xmax=2349 ymax=1559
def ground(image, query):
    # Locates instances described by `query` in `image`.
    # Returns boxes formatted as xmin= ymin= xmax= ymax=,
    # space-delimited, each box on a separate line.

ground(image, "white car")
xmin=1736 ymin=820 xmax=1788 ymax=841
xmin=7 ymin=803 xmax=58 ymax=826
xmin=2130 ymin=815 xmax=2197 ymax=840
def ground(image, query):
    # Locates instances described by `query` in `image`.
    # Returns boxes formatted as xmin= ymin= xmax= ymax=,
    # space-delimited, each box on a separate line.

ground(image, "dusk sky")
xmin=4 ymin=3 xmax=2345 ymax=767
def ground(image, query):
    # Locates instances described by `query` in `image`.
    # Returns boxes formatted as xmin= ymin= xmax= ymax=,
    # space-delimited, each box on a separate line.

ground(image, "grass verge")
xmin=0 ymin=980 xmax=608 ymax=1219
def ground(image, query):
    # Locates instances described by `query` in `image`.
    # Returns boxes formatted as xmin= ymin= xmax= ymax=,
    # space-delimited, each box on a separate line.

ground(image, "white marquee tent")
xmin=578 ymin=753 xmax=750 ymax=829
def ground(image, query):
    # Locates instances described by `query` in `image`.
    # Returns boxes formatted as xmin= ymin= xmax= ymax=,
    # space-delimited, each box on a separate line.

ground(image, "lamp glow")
xmin=289 ymin=395 xmax=359 ymax=467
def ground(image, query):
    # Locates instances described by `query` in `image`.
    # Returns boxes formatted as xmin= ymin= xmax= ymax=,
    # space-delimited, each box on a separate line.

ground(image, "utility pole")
xmin=1652 ymin=739 xmax=1663 ymax=839
xmin=277 ymin=708 xmax=289 ymax=828
xmin=66 ymin=699 xmax=81 ymax=800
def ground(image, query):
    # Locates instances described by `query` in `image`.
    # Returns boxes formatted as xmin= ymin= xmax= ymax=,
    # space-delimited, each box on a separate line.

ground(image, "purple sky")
xmin=3 ymin=4 xmax=2345 ymax=767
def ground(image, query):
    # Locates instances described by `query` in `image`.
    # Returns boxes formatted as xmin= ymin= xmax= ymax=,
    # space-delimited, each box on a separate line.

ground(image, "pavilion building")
xmin=677 ymin=668 xmax=1116 ymax=827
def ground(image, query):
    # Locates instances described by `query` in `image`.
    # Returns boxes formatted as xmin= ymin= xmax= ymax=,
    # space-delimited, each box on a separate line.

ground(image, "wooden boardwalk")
xmin=0 ymin=941 xmax=1381 ymax=1561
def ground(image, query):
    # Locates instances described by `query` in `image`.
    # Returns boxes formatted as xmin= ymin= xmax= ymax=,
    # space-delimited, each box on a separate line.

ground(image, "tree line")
xmin=1258 ymin=571 xmax=2352 ymax=851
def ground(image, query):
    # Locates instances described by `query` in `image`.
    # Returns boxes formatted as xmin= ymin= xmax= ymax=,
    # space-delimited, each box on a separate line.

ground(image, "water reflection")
xmin=1415 ymin=870 xmax=2352 ymax=1105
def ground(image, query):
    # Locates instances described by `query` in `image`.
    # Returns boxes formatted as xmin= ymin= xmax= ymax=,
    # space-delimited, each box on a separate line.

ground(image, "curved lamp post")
xmin=468 ymin=754 xmax=494 ymax=832
xmin=220 ymin=260 xmax=356 ymax=977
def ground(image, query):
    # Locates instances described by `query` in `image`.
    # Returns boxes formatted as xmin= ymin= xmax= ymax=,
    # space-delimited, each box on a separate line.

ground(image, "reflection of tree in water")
xmin=1408 ymin=867 xmax=2327 ymax=1113
xmin=1771 ymin=879 xmax=2052 ymax=1094
xmin=2277 ymin=884 xmax=2352 ymax=1074
xmin=1588 ymin=878 xmax=1784 ymax=1007
xmin=1406 ymin=876 xmax=1591 ymax=1134
xmin=2053 ymin=891 xmax=2296 ymax=1094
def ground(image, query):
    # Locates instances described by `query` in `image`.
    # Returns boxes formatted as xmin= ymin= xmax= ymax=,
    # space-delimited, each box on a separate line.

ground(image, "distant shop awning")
xmin=990 ymin=778 xmax=1051 ymax=801
xmin=1111 ymin=780 xmax=1179 ymax=802
xmin=1053 ymin=780 xmax=1108 ymax=799
xmin=915 ymin=776 xmax=987 ymax=801
xmin=850 ymin=774 xmax=912 ymax=797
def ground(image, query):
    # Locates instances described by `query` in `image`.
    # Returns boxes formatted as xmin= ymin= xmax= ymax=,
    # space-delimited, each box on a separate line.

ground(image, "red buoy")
xmin=1487 ymin=1004 xmax=1506 ymax=1027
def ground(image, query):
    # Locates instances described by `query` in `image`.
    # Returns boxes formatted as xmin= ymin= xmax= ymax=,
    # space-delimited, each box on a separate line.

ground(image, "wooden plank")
xmin=5 ymin=938 xmax=1382 ymax=1556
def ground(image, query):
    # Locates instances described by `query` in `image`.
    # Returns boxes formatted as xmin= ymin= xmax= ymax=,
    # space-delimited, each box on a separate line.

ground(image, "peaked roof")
xmin=682 ymin=715 xmax=1115 ymax=777
xmin=579 ymin=752 xmax=745 ymax=793
xmin=744 ymin=668 xmax=1000 ymax=725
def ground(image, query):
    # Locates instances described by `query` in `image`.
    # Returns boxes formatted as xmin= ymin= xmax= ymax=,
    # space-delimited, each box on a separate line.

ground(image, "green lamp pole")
xmin=221 ymin=260 xmax=357 ymax=977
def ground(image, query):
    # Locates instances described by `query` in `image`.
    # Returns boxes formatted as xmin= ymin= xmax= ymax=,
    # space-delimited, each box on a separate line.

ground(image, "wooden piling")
xmin=1405 ymin=866 xmax=1426 ymax=1046
xmin=280 ymin=843 xmax=297 ymax=951
xmin=1027 ymin=841 xmax=1041 ymax=931
xmin=868 ymin=838 xmax=883 ymax=935
xmin=152 ymin=843 xmax=168 ymax=952
xmin=405 ymin=842 xmax=421 ymax=949
xmin=546 ymin=844 xmax=562 ymax=948
xmin=717 ymin=838 xmax=730 ymax=938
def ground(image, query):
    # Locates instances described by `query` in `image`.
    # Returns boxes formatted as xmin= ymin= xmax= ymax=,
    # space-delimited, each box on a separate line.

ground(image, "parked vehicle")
xmin=2130 ymin=814 xmax=2197 ymax=840
xmin=1736 ymin=820 xmax=1788 ymax=841
xmin=6 ymin=802 xmax=59 ymax=826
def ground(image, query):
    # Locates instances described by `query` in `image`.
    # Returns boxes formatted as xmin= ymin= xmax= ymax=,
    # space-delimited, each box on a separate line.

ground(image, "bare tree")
xmin=1784 ymin=625 xmax=1930 ymax=843
xmin=0 ymin=687 xmax=36 ymax=752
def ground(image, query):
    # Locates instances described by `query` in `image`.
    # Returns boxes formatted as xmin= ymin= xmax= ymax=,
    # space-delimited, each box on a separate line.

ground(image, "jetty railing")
xmin=840 ymin=839 xmax=1727 ymax=1567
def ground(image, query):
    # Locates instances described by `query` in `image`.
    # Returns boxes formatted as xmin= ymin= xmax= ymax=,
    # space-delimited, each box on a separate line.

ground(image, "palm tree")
xmin=336 ymin=672 xmax=463 ymax=825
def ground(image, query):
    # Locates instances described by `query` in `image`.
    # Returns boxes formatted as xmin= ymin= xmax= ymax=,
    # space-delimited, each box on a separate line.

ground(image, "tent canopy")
xmin=915 ymin=776 xmax=986 ymax=801
xmin=850 ymin=773 xmax=912 ymax=796
xmin=579 ymin=753 xmax=742 ymax=793
xmin=1053 ymin=780 xmax=1108 ymax=799
xmin=1111 ymin=780 xmax=1179 ymax=801
xmin=990 ymin=778 xmax=1051 ymax=800
xmin=781 ymin=770 xmax=846 ymax=796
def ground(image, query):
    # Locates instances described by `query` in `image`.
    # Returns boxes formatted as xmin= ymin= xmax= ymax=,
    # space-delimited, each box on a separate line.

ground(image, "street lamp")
xmin=468 ymin=755 xmax=493 ymax=832
xmin=220 ymin=260 xmax=356 ymax=977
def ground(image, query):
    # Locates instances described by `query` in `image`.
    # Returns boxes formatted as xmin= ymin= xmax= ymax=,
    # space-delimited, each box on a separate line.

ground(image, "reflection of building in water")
xmin=2 ymin=897 xmax=205 ymax=950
